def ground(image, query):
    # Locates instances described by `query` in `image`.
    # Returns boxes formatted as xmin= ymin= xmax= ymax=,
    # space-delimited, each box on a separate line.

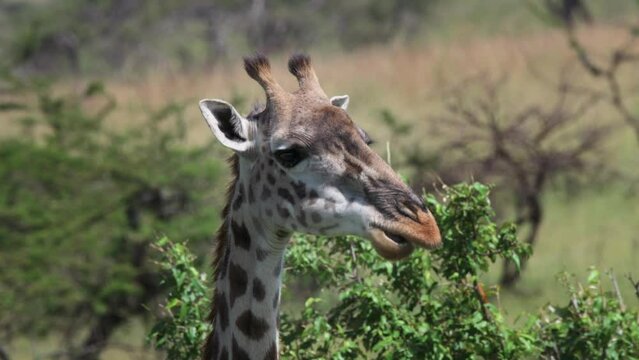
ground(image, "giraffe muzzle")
xmin=369 ymin=207 xmax=442 ymax=260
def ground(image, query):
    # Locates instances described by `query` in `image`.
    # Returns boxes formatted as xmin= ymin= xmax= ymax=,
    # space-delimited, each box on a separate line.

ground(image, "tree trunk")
xmin=72 ymin=192 xmax=167 ymax=359
xmin=0 ymin=346 xmax=9 ymax=360
xmin=501 ymin=193 xmax=543 ymax=287
xmin=74 ymin=313 xmax=126 ymax=360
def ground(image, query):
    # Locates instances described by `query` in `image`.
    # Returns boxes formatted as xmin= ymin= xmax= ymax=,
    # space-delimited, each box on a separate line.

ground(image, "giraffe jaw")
xmin=368 ymin=228 xmax=415 ymax=260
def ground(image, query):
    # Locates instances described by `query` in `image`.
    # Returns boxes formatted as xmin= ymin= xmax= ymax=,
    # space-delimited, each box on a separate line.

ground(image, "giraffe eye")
xmin=274 ymin=146 xmax=307 ymax=168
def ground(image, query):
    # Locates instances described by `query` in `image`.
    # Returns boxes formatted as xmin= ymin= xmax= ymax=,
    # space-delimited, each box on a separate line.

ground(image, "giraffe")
xmin=198 ymin=54 xmax=441 ymax=360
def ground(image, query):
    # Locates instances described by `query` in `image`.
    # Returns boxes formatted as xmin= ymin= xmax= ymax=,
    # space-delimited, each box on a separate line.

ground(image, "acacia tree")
xmin=432 ymin=75 xmax=611 ymax=286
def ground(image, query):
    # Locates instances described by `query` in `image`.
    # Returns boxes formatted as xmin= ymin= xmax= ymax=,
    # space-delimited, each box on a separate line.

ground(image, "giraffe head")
xmin=199 ymin=54 xmax=440 ymax=260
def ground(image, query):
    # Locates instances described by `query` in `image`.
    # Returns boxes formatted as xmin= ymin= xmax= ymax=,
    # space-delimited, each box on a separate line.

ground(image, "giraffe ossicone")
xmin=199 ymin=53 xmax=441 ymax=360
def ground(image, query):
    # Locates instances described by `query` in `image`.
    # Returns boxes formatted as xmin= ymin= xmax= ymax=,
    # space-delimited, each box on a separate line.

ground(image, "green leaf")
xmin=587 ymin=268 xmax=600 ymax=284
xmin=512 ymin=254 xmax=521 ymax=271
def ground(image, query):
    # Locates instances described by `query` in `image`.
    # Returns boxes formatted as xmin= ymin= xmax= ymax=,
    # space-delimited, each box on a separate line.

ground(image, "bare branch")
xmin=432 ymin=73 xmax=609 ymax=286
xmin=607 ymin=270 xmax=626 ymax=312
xmin=564 ymin=25 xmax=639 ymax=144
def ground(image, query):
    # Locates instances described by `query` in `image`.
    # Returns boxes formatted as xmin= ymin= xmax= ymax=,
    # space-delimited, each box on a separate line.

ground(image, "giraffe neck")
xmin=205 ymin=159 xmax=286 ymax=360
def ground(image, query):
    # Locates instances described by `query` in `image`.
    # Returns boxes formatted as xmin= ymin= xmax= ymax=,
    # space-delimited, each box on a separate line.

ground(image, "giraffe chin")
xmin=368 ymin=228 xmax=415 ymax=260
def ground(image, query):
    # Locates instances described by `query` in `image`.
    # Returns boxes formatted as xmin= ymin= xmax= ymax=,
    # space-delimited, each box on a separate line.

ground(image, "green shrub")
xmin=281 ymin=183 xmax=533 ymax=359
xmin=149 ymin=182 xmax=639 ymax=359
xmin=148 ymin=237 xmax=211 ymax=359
xmin=536 ymin=270 xmax=639 ymax=359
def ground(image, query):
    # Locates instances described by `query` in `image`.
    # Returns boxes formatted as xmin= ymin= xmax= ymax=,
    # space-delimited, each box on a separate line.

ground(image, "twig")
xmin=565 ymin=26 xmax=639 ymax=144
xmin=626 ymin=274 xmax=639 ymax=300
xmin=472 ymin=279 xmax=509 ymax=355
xmin=607 ymin=270 xmax=626 ymax=311
xmin=570 ymin=287 xmax=581 ymax=317
xmin=349 ymin=243 xmax=361 ymax=283
xmin=473 ymin=280 xmax=492 ymax=322
xmin=566 ymin=29 xmax=603 ymax=76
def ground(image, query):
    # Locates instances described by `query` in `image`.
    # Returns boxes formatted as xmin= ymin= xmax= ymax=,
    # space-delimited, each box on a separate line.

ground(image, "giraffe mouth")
xmin=368 ymin=228 xmax=415 ymax=260
xmin=386 ymin=232 xmax=409 ymax=245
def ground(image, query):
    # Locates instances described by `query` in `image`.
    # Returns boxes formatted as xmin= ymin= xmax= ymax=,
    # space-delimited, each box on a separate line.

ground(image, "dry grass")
xmin=88 ymin=25 xmax=638 ymax=147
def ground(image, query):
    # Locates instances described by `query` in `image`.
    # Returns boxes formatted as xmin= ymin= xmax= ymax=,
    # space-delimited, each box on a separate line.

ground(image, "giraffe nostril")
xmin=397 ymin=203 xmax=419 ymax=222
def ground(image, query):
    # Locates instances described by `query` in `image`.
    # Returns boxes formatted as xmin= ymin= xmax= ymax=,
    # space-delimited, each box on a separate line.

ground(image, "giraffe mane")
xmin=203 ymin=153 xmax=239 ymax=359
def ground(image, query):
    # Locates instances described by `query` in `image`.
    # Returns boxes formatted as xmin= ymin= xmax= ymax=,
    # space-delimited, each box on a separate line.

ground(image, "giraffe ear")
xmin=199 ymin=99 xmax=254 ymax=153
xmin=330 ymin=95 xmax=349 ymax=110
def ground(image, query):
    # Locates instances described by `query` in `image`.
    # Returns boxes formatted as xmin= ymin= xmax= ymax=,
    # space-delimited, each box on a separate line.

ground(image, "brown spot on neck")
xmin=291 ymin=181 xmax=307 ymax=198
xmin=277 ymin=187 xmax=294 ymax=204
xmin=252 ymin=277 xmax=266 ymax=301
xmin=228 ymin=262 xmax=248 ymax=308
xmin=231 ymin=221 xmax=251 ymax=250
xmin=215 ymin=291 xmax=229 ymax=331
xmin=235 ymin=310 xmax=270 ymax=341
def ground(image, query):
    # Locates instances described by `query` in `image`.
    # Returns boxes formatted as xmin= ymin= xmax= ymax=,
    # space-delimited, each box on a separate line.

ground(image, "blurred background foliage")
xmin=0 ymin=0 xmax=638 ymax=358
xmin=0 ymin=0 xmax=438 ymax=74
xmin=0 ymin=77 xmax=225 ymax=358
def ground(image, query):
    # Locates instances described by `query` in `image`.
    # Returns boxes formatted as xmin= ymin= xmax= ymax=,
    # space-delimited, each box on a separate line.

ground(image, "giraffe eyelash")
xmin=358 ymin=128 xmax=374 ymax=145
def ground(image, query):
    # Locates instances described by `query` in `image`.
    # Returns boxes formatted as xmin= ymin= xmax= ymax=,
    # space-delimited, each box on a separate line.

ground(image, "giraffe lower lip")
xmin=369 ymin=225 xmax=412 ymax=247
xmin=368 ymin=228 xmax=415 ymax=260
